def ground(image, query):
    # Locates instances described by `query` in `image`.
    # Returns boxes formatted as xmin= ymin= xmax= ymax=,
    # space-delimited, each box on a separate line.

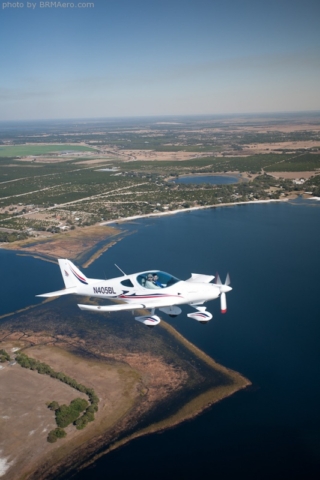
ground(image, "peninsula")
xmin=0 ymin=294 xmax=250 ymax=480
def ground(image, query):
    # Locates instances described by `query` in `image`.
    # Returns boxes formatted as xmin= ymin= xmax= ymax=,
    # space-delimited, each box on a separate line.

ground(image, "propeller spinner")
xmin=215 ymin=274 xmax=232 ymax=314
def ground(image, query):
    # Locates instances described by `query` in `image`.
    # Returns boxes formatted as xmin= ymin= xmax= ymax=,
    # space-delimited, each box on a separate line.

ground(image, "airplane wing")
xmin=186 ymin=273 xmax=214 ymax=283
xmin=78 ymin=303 xmax=146 ymax=312
xmin=78 ymin=297 xmax=179 ymax=313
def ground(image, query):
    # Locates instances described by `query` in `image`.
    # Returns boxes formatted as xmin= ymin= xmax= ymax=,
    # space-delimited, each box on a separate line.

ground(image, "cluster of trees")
xmin=47 ymin=427 xmax=66 ymax=443
xmin=0 ymin=231 xmax=28 ymax=243
xmin=16 ymin=353 xmax=59 ymax=375
xmin=15 ymin=352 xmax=100 ymax=441
xmin=0 ymin=349 xmax=10 ymax=362
xmin=304 ymin=174 xmax=320 ymax=196
xmin=46 ymin=226 xmax=61 ymax=234
xmin=50 ymin=398 xmax=89 ymax=428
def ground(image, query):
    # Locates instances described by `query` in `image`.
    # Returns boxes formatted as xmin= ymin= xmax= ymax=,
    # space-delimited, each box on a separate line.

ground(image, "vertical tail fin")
xmin=58 ymin=259 xmax=90 ymax=288
xmin=37 ymin=259 xmax=89 ymax=298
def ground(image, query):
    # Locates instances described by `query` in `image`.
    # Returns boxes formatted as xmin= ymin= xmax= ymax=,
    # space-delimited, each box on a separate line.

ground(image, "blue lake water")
xmin=172 ymin=174 xmax=239 ymax=184
xmin=0 ymin=251 xmax=62 ymax=316
xmin=1 ymin=198 xmax=320 ymax=479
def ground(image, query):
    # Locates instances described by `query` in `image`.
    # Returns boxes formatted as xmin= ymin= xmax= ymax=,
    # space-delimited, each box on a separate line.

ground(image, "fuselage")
xmin=75 ymin=270 xmax=221 ymax=306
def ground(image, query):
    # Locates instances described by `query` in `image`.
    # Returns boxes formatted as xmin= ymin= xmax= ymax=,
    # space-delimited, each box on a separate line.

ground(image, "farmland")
xmin=0 ymin=113 xmax=320 ymax=243
xmin=0 ymin=144 xmax=97 ymax=157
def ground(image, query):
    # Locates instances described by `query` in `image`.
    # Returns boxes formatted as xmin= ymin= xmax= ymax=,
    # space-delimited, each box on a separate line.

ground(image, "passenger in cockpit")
xmin=145 ymin=274 xmax=158 ymax=289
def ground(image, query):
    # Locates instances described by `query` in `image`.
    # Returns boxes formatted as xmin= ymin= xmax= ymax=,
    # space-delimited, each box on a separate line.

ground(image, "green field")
xmin=264 ymin=153 xmax=320 ymax=172
xmin=0 ymin=144 xmax=97 ymax=157
xmin=123 ymin=153 xmax=294 ymax=174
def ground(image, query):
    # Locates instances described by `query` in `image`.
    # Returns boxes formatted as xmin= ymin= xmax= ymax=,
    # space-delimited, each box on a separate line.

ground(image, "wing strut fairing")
xmin=187 ymin=306 xmax=213 ymax=324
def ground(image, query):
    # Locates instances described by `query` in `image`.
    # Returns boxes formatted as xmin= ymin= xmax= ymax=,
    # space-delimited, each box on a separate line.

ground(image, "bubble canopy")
xmin=137 ymin=271 xmax=180 ymax=289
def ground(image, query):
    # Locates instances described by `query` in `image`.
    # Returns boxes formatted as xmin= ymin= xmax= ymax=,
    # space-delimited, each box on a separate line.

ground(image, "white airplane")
xmin=37 ymin=259 xmax=232 ymax=326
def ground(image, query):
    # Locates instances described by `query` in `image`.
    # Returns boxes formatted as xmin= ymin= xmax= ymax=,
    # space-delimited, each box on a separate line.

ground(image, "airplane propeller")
xmin=215 ymin=273 xmax=232 ymax=314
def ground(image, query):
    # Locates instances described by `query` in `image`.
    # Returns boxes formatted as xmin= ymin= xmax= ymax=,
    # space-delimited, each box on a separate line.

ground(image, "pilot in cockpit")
xmin=152 ymin=274 xmax=163 ymax=288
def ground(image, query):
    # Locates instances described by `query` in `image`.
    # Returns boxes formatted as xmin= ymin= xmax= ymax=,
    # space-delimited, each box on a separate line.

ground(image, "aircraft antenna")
xmin=115 ymin=264 xmax=126 ymax=276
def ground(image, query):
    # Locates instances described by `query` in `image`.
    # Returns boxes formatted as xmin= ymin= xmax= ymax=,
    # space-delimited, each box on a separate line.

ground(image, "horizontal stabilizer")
xmin=186 ymin=273 xmax=215 ymax=283
xmin=36 ymin=287 xmax=77 ymax=298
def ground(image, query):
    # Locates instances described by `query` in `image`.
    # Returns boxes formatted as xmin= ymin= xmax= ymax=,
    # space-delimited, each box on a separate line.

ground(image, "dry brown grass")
xmin=0 ymin=342 xmax=142 ymax=480
xmin=267 ymin=171 xmax=317 ymax=179
xmin=2 ymin=224 xmax=121 ymax=262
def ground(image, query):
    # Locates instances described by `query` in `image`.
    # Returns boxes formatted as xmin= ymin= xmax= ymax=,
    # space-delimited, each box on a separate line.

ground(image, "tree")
xmin=0 ymin=349 xmax=11 ymax=362
xmin=47 ymin=428 xmax=66 ymax=443
xmin=48 ymin=401 xmax=60 ymax=411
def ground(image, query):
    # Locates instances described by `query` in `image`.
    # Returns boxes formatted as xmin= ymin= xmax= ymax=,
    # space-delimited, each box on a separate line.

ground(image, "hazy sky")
xmin=1 ymin=0 xmax=320 ymax=120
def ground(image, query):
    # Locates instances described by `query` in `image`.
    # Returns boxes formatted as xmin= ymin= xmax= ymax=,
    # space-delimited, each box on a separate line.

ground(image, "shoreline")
xmin=100 ymin=197 xmax=291 ymax=226
xmin=0 ymin=197 xmax=297 ymax=260
xmin=77 ymin=320 xmax=250 ymax=475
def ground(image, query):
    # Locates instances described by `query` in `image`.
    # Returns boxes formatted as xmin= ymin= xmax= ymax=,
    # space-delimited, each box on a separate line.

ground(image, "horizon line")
xmin=1 ymin=109 xmax=320 ymax=124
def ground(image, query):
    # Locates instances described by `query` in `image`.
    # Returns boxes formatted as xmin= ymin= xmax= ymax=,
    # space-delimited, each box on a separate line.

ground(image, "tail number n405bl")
xmin=93 ymin=286 xmax=116 ymax=295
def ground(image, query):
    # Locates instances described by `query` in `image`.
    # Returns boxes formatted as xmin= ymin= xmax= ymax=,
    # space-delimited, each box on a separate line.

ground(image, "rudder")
xmin=58 ymin=259 xmax=90 ymax=288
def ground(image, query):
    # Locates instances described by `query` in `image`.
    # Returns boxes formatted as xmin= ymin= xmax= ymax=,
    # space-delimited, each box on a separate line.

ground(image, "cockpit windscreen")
xmin=137 ymin=271 xmax=180 ymax=289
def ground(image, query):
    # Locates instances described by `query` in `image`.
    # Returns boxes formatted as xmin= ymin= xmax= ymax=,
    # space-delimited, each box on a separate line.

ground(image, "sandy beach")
xmin=100 ymin=198 xmax=291 ymax=227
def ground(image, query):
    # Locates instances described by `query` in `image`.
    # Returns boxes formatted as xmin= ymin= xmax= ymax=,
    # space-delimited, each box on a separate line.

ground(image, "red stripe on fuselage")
xmin=119 ymin=294 xmax=181 ymax=300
